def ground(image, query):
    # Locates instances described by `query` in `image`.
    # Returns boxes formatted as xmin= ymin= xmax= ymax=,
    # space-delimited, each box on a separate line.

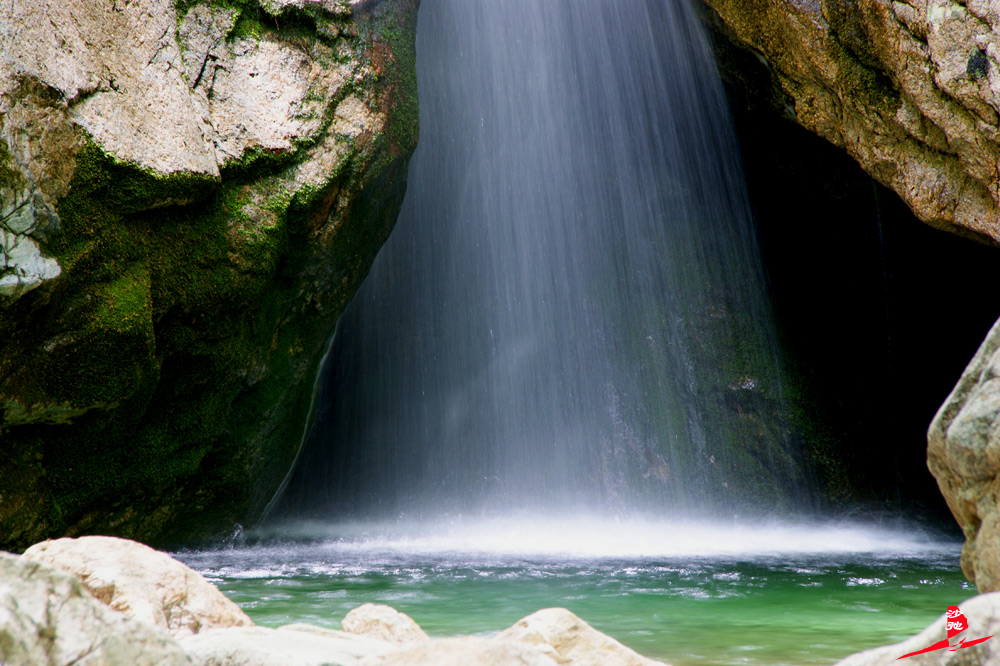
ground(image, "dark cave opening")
xmin=721 ymin=61 xmax=1000 ymax=524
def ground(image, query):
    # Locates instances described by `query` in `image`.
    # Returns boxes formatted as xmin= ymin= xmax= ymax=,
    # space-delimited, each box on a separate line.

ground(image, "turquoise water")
xmin=176 ymin=518 xmax=968 ymax=666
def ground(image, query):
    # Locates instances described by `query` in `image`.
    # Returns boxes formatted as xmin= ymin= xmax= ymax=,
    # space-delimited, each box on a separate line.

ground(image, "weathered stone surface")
xmin=702 ymin=0 xmax=1000 ymax=245
xmin=0 ymin=0 xmax=418 ymax=549
xmin=22 ymin=536 xmax=252 ymax=637
xmin=357 ymin=636 xmax=560 ymax=666
xmin=929 ymin=317 xmax=1000 ymax=591
xmin=498 ymin=608 xmax=669 ymax=666
xmin=180 ymin=625 xmax=394 ymax=666
xmin=341 ymin=603 xmax=429 ymax=644
xmin=0 ymin=551 xmax=193 ymax=666
xmin=833 ymin=592 xmax=1000 ymax=665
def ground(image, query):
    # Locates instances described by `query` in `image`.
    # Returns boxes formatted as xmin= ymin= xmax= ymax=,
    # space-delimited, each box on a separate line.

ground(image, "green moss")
xmin=822 ymin=0 xmax=900 ymax=116
xmin=220 ymin=143 xmax=306 ymax=182
xmin=92 ymin=263 xmax=153 ymax=333
xmin=0 ymin=139 xmax=26 ymax=191
xmin=85 ymin=139 xmax=213 ymax=208
xmin=358 ymin=0 xmax=420 ymax=161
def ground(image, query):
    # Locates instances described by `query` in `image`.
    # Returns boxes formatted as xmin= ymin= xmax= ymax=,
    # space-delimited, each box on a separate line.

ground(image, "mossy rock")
xmin=0 ymin=0 xmax=419 ymax=551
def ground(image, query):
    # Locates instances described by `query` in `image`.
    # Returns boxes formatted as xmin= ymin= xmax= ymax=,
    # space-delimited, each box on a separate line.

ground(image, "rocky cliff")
xmin=701 ymin=0 xmax=1000 ymax=246
xmin=0 ymin=0 xmax=418 ymax=550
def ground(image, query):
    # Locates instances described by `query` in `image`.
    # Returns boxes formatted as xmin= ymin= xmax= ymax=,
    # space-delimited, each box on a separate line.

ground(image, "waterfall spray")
xmin=275 ymin=0 xmax=815 ymax=522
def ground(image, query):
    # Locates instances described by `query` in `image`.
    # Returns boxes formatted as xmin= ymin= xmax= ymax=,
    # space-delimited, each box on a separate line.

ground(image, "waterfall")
xmin=273 ymin=0 xmax=816 ymax=523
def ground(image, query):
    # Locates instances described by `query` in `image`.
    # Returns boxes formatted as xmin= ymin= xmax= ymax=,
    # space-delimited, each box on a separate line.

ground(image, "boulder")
xmin=928 ymin=317 xmax=1000 ymax=591
xmin=498 ymin=608 xmax=669 ymax=666
xmin=0 ymin=0 xmax=419 ymax=550
xmin=0 ymin=551 xmax=192 ymax=666
xmin=180 ymin=625 xmax=394 ymax=666
xmin=833 ymin=592 xmax=1000 ymax=665
xmin=357 ymin=636 xmax=559 ymax=666
xmin=341 ymin=603 xmax=429 ymax=644
xmin=22 ymin=535 xmax=252 ymax=637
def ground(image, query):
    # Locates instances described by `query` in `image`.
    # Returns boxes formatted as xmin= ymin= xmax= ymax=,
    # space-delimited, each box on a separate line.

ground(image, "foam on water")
xmin=235 ymin=517 xmax=959 ymax=564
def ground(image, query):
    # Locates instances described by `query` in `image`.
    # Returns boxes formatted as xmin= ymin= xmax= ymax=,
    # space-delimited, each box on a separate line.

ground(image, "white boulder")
xmin=358 ymin=636 xmax=559 ymax=666
xmin=181 ymin=625 xmax=394 ymax=666
xmin=498 ymin=607 xmax=670 ymax=666
xmin=341 ymin=603 xmax=429 ymax=644
xmin=0 ymin=551 xmax=192 ymax=666
xmin=22 ymin=535 xmax=252 ymax=638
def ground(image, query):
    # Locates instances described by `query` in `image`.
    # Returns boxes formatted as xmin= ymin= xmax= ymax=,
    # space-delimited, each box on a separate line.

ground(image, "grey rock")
xmin=929 ymin=317 xmax=1000 ymax=591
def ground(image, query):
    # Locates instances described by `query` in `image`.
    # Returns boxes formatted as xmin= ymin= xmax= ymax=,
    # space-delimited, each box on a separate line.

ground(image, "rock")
xmin=341 ymin=603 xmax=429 ymax=644
xmin=833 ymin=592 xmax=1000 ymax=665
xmin=22 ymin=536 xmax=252 ymax=638
xmin=180 ymin=625 xmax=394 ymax=666
xmin=702 ymin=0 xmax=1000 ymax=245
xmin=0 ymin=551 xmax=193 ymax=666
xmin=0 ymin=0 xmax=418 ymax=550
xmin=498 ymin=608 xmax=669 ymax=666
xmin=928 ymin=317 xmax=1000 ymax=591
xmin=357 ymin=636 xmax=559 ymax=666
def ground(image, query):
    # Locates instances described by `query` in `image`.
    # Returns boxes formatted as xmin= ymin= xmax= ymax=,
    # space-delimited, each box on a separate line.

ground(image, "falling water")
xmin=274 ymin=0 xmax=816 ymax=522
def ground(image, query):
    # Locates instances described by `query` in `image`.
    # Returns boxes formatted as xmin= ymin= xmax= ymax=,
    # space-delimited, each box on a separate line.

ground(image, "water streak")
xmin=276 ymin=0 xmax=812 ymax=521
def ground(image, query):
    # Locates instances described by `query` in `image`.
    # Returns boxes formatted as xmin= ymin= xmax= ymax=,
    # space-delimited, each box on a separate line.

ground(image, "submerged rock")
xmin=22 ymin=535 xmax=252 ymax=637
xmin=703 ymin=0 xmax=1000 ymax=245
xmin=341 ymin=603 xmax=429 ymax=644
xmin=0 ymin=552 xmax=192 ymax=666
xmin=833 ymin=592 xmax=1000 ymax=665
xmin=0 ymin=0 xmax=418 ymax=549
xmin=499 ymin=607 xmax=668 ymax=666
xmin=928 ymin=317 xmax=1000 ymax=592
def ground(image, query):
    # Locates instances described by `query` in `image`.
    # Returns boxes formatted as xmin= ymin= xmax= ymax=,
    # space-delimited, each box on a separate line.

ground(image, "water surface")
xmin=178 ymin=519 xmax=967 ymax=666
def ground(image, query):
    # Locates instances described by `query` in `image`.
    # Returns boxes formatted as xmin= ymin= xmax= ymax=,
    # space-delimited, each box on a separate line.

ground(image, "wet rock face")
xmin=701 ymin=0 xmax=1000 ymax=246
xmin=0 ymin=0 xmax=418 ymax=550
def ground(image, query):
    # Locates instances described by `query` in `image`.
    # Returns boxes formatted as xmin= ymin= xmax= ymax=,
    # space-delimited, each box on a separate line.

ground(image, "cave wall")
xmin=704 ymin=3 xmax=1000 ymax=520
xmin=700 ymin=0 xmax=1000 ymax=246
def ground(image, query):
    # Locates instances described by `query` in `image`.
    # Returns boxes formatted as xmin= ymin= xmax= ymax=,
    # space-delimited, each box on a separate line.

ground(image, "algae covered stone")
xmin=0 ymin=0 xmax=419 ymax=550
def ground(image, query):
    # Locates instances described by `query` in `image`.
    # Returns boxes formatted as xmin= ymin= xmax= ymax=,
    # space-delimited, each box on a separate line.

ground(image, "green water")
xmin=176 ymin=519 xmax=968 ymax=666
